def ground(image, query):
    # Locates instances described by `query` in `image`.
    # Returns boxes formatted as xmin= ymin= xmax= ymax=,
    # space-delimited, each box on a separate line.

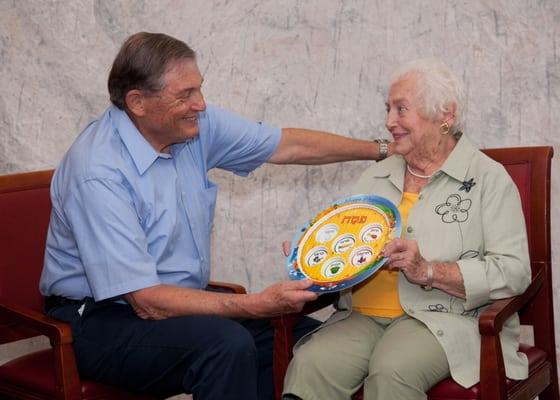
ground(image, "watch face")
xmin=286 ymin=195 xmax=401 ymax=293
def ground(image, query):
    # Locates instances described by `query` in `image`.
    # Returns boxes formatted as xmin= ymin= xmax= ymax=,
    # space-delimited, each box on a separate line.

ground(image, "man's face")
xmin=140 ymin=59 xmax=206 ymax=152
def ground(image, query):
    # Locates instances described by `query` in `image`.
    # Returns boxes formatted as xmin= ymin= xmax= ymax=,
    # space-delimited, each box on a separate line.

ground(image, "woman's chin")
xmin=394 ymin=142 xmax=411 ymax=155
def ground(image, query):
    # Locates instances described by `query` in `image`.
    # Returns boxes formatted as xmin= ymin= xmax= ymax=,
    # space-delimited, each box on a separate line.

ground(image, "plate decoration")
xmin=286 ymin=195 xmax=401 ymax=293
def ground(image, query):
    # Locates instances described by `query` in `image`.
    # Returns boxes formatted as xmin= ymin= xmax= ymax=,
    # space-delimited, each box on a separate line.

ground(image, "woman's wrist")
xmin=421 ymin=262 xmax=434 ymax=291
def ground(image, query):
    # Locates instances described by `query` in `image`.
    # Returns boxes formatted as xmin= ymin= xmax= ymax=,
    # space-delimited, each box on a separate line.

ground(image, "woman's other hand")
xmin=383 ymin=238 xmax=430 ymax=286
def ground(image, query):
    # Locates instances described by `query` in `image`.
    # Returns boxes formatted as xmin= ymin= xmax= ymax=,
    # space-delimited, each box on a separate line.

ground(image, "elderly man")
xmin=40 ymin=32 xmax=390 ymax=400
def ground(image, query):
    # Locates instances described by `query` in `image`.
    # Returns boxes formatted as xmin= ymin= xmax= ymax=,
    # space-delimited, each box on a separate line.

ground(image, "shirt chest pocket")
xmin=182 ymin=181 xmax=218 ymax=255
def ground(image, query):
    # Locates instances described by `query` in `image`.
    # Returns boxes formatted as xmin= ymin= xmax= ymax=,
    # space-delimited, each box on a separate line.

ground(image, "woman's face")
xmin=385 ymin=77 xmax=442 ymax=158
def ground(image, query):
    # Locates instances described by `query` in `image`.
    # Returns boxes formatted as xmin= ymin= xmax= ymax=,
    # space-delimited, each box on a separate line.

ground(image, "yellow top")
xmin=352 ymin=192 xmax=419 ymax=318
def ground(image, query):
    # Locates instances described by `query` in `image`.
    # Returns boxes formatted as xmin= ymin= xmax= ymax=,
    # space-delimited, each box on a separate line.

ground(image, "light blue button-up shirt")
xmin=40 ymin=104 xmax=281 ymax=301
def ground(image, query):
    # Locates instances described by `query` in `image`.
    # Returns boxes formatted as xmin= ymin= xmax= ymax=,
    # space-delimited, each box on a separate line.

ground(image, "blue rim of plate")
xmin=286 ymin=194 xmax=402 ymax=294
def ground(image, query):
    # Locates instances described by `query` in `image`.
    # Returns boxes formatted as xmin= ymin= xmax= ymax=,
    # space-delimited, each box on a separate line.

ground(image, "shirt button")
xmin=436 ymin=329 xmax=444 ymax=337
xmin=418 ymin=194 xmax=423 ymax=200
xmin=407 ymin=226 xmax=414 ymax=233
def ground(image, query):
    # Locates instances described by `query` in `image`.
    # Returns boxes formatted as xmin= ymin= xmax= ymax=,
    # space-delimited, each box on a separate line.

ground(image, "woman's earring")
xmin=440 ymin=122 xmax=450 ymax=135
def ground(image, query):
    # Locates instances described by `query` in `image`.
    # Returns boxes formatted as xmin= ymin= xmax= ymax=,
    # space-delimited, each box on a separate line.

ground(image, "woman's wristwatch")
xmin=374 ymin=139 xmax=390 ymax=160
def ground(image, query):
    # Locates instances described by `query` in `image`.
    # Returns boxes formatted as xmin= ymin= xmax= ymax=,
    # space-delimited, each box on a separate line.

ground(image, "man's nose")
xmin=192 ymin=90 xmax=206 ymax=111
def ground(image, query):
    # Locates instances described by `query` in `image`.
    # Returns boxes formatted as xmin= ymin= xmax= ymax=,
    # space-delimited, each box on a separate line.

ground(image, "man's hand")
xmin=251 ymin=279 xmax=318 ymax=318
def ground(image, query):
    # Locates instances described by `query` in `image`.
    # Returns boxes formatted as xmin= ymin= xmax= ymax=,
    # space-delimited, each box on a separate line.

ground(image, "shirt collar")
xmin=371 ymin=133 xmax=476 ymax=186
xmin=439 ymin=134 xmax=476 ymax=182
xmin=371 ymin=154 xmax=406 ymax=190
xmin=109 ymin=105 xmax=171 ymax=175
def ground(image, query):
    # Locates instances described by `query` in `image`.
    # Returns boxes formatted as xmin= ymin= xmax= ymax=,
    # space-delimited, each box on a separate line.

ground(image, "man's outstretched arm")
xmin=268 ymin=128 xmax=392 ymax=165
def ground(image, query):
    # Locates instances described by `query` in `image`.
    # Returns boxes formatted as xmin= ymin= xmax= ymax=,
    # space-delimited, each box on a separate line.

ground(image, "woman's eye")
xmin=397 ymin=105 xmax=408 ymax=114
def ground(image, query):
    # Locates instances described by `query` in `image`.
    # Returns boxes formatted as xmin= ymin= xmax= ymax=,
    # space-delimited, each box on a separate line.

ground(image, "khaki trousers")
xmin=283 ymin=312 xmax=450 ymax=400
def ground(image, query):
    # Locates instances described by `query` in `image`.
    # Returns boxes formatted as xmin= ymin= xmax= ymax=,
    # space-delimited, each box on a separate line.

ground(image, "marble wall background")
xmin=1 ymin=0 xmax=559 ymax=395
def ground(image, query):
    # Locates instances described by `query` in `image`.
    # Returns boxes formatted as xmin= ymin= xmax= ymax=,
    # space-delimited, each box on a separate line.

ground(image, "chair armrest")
xmin=0 ymin=298 xmax=82 ymax=399
xmin=477 ymin=264 xmax=545 ymax=400
xmin=479 ymin=266 xmax=544 ymax=336
xmin=207 ymin=280 xmax=247 ymax=294
xmin=0 ymin=299 xmax=73 ymax=345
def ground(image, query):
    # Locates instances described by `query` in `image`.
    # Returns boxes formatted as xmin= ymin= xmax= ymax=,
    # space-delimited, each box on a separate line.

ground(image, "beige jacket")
xmin=303 ymin=135 xmax=531 ymax=388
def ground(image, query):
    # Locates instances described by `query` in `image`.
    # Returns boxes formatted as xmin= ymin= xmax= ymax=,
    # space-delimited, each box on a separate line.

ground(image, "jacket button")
xmin=407 ymin=226 xmax=414 ymax=233
xmin=436 ymin=329 xmax=444 ymax=337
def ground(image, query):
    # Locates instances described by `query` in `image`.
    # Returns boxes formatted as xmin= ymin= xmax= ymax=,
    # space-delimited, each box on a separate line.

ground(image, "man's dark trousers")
xmin=47 ymin=296 xmax=320 ymax=399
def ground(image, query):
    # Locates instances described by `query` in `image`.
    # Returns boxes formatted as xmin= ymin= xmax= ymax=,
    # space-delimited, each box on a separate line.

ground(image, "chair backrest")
xmin=482 ymin=147 xmax=553 ymax=265
xmin=0 ymin=169 xmax=53 ymax=344
xmin=481 ymin=146 xmax=556 ymax=371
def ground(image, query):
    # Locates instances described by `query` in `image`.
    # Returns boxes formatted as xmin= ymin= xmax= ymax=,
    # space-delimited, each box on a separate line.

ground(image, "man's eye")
xmin=178 ymin=91 xmax=192 ymax=101
xmin=397 ymin=106 xmax=408 ymax=114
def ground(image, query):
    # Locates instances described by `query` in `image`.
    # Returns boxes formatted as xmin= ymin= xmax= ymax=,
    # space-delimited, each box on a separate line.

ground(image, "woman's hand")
xmin=383 ymin=238 xmax=429 ymax=286
xmin=282 ymin=240 xmax=291 ymax=257
xmin=383 ymin=238 xmax=466 ymax=298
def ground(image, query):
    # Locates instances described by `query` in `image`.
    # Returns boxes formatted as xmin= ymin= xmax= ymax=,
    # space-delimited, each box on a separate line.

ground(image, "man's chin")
xmin=183 ymin=127 xmax=200 ymax=141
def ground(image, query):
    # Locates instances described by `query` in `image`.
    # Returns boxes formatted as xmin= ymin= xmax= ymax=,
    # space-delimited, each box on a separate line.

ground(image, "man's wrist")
xmin=373 ymin=139 xmax=390 ymax=160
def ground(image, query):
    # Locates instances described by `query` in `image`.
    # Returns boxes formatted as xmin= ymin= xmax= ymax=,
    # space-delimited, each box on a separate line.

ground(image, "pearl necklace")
xmin=406 ymin=164 xmax=434 ymax=179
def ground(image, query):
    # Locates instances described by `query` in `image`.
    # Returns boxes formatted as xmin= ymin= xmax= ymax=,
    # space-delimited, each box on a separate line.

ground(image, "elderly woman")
xmin=282 ymin=59 xmax=531 ymax=400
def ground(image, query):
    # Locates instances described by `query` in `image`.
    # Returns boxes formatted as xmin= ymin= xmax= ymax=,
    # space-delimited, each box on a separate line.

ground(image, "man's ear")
xmin=125 ymin=89 xmax=146 ymax=117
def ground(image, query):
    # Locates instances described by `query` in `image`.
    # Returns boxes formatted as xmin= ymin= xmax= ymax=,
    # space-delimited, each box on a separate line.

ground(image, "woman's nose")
xmin=385 ymin=111 xmax=397 ymax=131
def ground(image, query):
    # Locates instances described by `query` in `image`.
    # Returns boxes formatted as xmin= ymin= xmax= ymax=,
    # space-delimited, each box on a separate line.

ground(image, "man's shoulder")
xmin=198 ymin=103 xmax=239 ymax=131
xmin=55 ymin=107 xmax=127 ymax=187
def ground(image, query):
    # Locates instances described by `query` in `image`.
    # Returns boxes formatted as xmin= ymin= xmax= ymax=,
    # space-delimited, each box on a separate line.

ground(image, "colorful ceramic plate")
xmin=286 ymin=195 xmax=401 ymax=293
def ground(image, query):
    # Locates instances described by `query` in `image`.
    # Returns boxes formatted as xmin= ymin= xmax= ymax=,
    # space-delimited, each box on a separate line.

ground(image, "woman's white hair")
xmin=390 ymin=58 xmax=466 ymax=136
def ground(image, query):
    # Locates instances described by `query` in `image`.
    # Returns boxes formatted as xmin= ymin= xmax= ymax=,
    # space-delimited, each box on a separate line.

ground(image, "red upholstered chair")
xmin=272 ymin=146 xmax=558 ymax=400
xmin=0 ymin=169 xmax=247 ymax=400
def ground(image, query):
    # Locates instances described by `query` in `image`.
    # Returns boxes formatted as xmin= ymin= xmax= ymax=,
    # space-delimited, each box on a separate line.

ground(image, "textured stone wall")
xmin=1 ymin=0 xmax=559 ymax=393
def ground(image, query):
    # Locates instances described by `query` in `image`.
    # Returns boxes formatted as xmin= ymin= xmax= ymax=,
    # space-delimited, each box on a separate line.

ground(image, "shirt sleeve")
xmin=64 ymin=177 xmax=161 ymax=301
xmin=457 ymin=168 xmax=531 ymax=310
xmin=200 ymin=104 xmax=282 ymax=176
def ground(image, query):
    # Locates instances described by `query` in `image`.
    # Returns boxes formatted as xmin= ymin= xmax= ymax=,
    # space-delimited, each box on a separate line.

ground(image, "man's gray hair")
xmin=390 ymin=58 xmax=466 ymax=136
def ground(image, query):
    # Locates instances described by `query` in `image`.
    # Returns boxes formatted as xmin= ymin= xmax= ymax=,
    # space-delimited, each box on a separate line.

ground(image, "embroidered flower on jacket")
xmin=459 ymin=178 xmax=476 ymax=192
xmin=435 ymin=194 xmax=472 ymax=223
xmin=428 ymin=304 xmax=448 ymax=313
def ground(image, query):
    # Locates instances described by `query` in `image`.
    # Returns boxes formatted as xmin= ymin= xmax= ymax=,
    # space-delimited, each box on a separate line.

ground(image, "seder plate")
xmin=286 ymin=195 xmax=401 ymax=293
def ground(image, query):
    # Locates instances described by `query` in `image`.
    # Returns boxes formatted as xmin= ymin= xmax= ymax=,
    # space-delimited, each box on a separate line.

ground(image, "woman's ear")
xmin=125 ymin=89 xmax=146 ymax=117
xmin=443 ymin=102 xmax=457 ymax=128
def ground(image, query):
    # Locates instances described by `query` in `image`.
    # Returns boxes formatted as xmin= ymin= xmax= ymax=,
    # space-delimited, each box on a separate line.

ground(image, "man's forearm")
xmin=124 ymin=284 xmax=264 ymax=320
xmin=268 ymin=128 xmax=391 ymax=165
xmin=124 ymin=280 xmax=317 ymax=320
